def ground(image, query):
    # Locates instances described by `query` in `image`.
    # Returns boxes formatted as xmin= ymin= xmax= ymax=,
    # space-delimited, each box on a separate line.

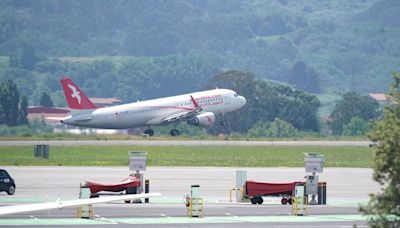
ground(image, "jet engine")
xmin=187 ymin=112 xmax=215 ymax=127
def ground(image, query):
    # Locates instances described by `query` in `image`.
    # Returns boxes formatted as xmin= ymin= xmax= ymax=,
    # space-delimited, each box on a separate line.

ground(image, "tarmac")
xmin=0 ymin=166 xmax=379 ymax=227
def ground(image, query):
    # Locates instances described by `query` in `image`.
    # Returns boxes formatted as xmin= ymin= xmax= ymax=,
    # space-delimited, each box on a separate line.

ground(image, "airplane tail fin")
xmin=60 ymin=77 xmax=97 ymax=110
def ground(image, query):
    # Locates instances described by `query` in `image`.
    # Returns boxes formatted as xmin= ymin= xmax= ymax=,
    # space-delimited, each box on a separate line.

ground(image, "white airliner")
xmin=59 ymin=77 xmax=246 ymax=136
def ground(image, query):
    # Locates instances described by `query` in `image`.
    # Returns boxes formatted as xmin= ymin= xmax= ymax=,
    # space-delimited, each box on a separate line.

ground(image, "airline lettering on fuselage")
xmin=195 ymin=94 xmax=223 ymax=106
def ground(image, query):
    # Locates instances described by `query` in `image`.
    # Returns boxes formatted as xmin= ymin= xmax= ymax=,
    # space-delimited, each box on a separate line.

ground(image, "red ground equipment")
xmin=86 ymin=176 xmax=140 ymax=194
xmin=245 ymin=180 xmax=304 ymax=205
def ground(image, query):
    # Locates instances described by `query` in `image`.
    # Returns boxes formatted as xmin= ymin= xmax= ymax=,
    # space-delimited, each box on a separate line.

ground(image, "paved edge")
xmin=0 ymin=215 xmax=371 ymax=226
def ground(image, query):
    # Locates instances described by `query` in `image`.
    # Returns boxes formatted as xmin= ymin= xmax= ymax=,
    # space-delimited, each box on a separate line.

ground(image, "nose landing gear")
xmin=144 ymin=129 xmax=154 ymax=136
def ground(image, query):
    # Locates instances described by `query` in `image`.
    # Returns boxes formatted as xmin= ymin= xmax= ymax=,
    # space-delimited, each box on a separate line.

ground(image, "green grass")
xmin=0 ymin=145 xmax=374 ymax=167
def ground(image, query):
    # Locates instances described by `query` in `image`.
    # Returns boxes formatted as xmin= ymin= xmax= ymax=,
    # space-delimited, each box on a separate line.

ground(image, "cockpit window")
xmin=234 ymin=93 xmax=238 ymax=97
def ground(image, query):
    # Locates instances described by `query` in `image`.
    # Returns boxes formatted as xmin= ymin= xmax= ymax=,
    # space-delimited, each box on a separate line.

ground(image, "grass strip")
xmin=0 ymin=145 xmax=374 ymax=167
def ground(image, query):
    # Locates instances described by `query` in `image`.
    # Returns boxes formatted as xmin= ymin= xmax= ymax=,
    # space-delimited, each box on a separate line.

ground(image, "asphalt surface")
xmin=0 ymin=140 xmax=373 ymax=146
xmin=0 ymin=166 xmax=379 ymax=227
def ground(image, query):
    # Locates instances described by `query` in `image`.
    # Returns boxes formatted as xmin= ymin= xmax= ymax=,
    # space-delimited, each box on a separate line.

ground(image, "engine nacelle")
xmin=187 ymin=112 xmax=215 ymax=127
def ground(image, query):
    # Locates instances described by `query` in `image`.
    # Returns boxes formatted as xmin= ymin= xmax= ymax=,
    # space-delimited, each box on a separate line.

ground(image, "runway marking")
xmin=94 ymin=214 xmax=118 ymax=224
xmin=225 ymin=213 xmax=232 ymax=216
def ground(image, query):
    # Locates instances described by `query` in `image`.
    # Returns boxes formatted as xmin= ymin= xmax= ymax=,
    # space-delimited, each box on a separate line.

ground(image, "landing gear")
xmin=170 ymin=129 xmax=180 ymax=136
xmin=220 ymin=114 xmax=226 ymax=126
xmin=144 ymin=129 xmax=154 ymax=136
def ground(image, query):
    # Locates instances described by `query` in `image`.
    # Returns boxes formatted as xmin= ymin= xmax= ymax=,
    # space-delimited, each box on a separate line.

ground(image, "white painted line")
xmin=225 ymin=213 xmax=232 ymax=216
xmin=160 ymin=214 xmax=166 ymax=217
xmin=93 ymin=214 xmax=118 ymax=224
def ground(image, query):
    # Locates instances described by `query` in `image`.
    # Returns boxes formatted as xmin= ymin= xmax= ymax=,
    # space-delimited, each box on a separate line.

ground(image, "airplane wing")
xmin=161 ymin=95 xmax=202 ymax=123
xmin=0 ymin=192 xmax=161 ymax=216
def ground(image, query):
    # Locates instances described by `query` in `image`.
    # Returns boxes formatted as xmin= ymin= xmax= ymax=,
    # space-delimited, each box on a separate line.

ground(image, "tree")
xmin=288 ymin=61 xmax=321 ymax=94
xmin=361 ymin=72 xmax=400 ymax=227
xmin=342 ymin=117 xmax=369 ymax=136
xmin=330 ymin=92 xmax=380 ymax=135
xmin=18 ymin=95 xmax=28 ymax=125
xmin=9 ymin=43 xmax=41 ymax=70
xmin=206 ymin=70 xmax=320 ymax=135
xmin=39 ymin=92 xmax=54 ymax=107
xmin=248 ymin=118 xmax=298 ymax=138
xmin=0 ymin=80 xmax=20 ymax=126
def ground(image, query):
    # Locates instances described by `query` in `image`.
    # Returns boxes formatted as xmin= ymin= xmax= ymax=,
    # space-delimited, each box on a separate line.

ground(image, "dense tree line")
xmin=206 ymin=70 xmax=320 ymax=135
xmin=0 ymin=79 xmax=28 ymax=126
xmin=329 ymin=92 xmax=380 ymax=135
xmin=0 ymin=0 xmax=398 ymax=93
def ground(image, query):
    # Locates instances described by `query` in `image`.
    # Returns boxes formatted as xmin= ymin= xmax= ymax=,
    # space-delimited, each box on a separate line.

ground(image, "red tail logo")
xmin=60 ymin=77 xmax=97 ymax=109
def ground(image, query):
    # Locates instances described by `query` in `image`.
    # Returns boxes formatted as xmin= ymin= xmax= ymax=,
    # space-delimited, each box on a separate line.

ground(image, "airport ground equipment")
xmin=127 ymin=151 xmax=147 ymax=203
xmin=86 ymin=176 xmax=140 ymax=195
xmin=33 ymin=144 xmax=49 ymax=159
xmin=244 ymin=180 xmax=304 ymax=205
xmin=291 ymin=184 xmax=307 ymax=216
xmin=317 ymin=182 xmax=327 ymax=205
xmin=128 ymin=151 xmax=147 ymax=197
xmin=78 ymin=183 xmax=93 ymax=219
xmin=185 ymin=185 xmax=203 ymax=217
xmin=304 ymin=153 xmax=324 ymax=205
xmin=235 ymin=170 xmax=247 ymax=202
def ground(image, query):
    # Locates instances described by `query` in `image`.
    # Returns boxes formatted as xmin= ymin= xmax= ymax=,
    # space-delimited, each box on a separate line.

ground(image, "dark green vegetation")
xmin=361 ymin=72 xmax=400 ymax=227
xmin=0 ymin=145 xmax=373 ymax=167
xmin=0 ymin=0 xmax=395 ymax=137
xmin=329 ymin=92 xmax=380 ymax=135
xmin=207 ymin=71 xmax=320 ymax=134
xmin=0 ymin=80 xmax=53 ymax=135
xmin=0 ymin=0 xmax=399 ymax=98
xmin=0 ymin=79 xmax=28 ymax=126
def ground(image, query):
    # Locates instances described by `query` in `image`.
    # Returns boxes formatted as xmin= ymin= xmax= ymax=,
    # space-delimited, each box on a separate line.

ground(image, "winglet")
xmin=60 ymin=77 xmax=97 ymax=110
xmin=190 ymin=95 xmax=200 ymax=109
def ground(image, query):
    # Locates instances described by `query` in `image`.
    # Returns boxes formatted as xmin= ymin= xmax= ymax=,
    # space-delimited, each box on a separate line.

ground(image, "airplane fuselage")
xmin=63 ymin=89 xmax=246 ymax=129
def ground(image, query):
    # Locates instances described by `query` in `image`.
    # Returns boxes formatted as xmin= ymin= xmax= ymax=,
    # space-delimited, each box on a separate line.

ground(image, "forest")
xmin=0 ymin=0 xmax=396 ymax=136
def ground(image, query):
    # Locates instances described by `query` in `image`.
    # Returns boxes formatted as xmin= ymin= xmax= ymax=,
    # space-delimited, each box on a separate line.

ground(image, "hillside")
xmin=0 ymin=0 xmax=399 ymax=98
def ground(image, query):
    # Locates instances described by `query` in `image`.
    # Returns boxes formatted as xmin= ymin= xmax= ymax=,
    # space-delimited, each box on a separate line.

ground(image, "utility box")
xmin=34 ymin=144 xmax=50 ymax=159
xmin=236 ymin=170 xmax=247 ymax=202
xmin=78 ymin=183 xmax=93 ymax=219
xmin=187 ymin=185 xmax=203 ymax=217
xmin=305 ymin=175 xmax=319 ymax=195
xmin=304 ymin=153 xmax=324 ymax=173
xmin=292 ymin=184 xmax=306 ymax=216
xmin=129 ymin=151 xmax=147 ymax=172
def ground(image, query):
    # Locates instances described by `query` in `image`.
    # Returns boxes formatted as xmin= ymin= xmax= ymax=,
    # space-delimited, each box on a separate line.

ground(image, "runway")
xmin=0 ymin=166 xmax=379 ymax=227
xmin=0 ymin=140 xmax=372 ymax=146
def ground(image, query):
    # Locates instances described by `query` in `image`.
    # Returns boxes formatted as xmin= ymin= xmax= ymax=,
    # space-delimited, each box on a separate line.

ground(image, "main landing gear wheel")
xmin=170 ymin=129 xmax=180 ymax=136
xmin=281 ymin=197 xmax=288 ymax=205
xmin=144 ymin=129 xmax=154 ymax=136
